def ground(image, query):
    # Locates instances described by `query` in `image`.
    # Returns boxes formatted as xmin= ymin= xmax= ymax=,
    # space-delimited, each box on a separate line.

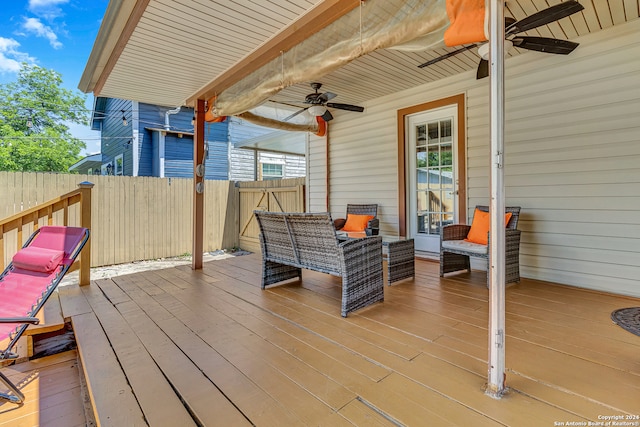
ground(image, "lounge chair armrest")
xmin=441 ymin=224 xmax=471 ymax=241
xmin=0 ymin=317 xmax=40 ymax=325
xmin=334 ymin=218 xmax=346 ymax=230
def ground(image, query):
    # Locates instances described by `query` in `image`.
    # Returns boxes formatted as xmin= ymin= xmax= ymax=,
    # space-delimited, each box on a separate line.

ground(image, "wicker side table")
xmin=337 ymin=232 xmax=415 ymax=285
xmin=385 ymin=238 xmax=415 ymax=285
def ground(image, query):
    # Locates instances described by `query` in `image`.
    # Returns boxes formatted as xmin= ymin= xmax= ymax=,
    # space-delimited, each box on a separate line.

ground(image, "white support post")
xmin=487 ymin=0 xmax=507 ymax=398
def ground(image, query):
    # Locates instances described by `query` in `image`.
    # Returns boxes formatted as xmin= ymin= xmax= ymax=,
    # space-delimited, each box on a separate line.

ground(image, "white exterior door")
xmin=407 ymin=106 xmax=458 ymax=253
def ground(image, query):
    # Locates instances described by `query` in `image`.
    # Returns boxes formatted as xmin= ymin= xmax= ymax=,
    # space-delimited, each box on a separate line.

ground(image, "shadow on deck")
xmin=3 ymin=254 xmax=640 ymax=426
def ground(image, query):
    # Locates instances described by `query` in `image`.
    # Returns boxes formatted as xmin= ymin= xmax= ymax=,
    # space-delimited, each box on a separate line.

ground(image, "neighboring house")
xmin=229 ymin=125 xmax=306 ymax=181
xmin=68 ymin=153 xmax=102 ymax=175
xmin=70 ymin=97 xmax=306 ymax=181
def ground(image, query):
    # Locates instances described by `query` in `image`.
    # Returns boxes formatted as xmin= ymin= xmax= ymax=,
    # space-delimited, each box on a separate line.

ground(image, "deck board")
xmin=72 ymin=311 xmax=147 ymax=426
xmin=0 ymin=351 xmax=86 ymax=427
xmin=79 ymin=283 xmax=197 ymax=427
xmin=25 ymin=253 xmax=640 ymax=426
xmin=98 ymin=280 xmax=252 ymax=426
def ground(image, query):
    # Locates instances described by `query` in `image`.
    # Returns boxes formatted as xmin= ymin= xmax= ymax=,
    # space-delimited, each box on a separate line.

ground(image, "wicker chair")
xmin=440 ymin=206 xmax=521 ymax=284
xmin=255 ymin=211 xmax=384 ymax=317
xmin=333 ymin=204 xmax=380 ymax=235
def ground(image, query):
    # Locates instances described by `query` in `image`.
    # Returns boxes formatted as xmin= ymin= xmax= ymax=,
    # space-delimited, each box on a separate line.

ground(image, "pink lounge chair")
xmin=0 ymin=226 xmax=89 ymax=405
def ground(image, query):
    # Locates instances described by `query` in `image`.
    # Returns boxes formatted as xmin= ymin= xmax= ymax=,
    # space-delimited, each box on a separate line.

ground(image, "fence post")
xmin=78 ymin=181 xmax=94 ymax=286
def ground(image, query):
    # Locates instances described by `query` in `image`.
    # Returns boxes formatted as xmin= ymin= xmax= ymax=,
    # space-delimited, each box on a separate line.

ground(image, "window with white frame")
xmin=114 ymin=154 xmax=124 ymax=176
xmin=260 ymin=163 xmax=284 ymax=180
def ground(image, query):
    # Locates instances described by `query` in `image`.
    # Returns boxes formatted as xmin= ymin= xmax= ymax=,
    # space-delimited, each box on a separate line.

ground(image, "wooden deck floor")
xmin=5 ymin=254 xmax=640 ymax=426
xmin=0 ymin=350 xmax=88 ymax=427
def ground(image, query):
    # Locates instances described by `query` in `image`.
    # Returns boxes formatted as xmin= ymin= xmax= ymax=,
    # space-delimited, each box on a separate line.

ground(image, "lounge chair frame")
xmin=0 ymin=226 xmax=89 ymax=405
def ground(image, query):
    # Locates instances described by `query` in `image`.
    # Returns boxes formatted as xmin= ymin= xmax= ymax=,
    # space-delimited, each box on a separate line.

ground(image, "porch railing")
xmin=0 ymin=181 xmax=93 ymax=285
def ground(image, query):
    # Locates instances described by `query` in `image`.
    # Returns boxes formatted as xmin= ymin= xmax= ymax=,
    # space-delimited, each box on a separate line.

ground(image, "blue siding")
xmin=99 ymin=98 xmax=231 ymax=178
xmin=151 ymin=131 xmax=160 ymax=177
xmin=205 ymin=121 xmax=229 ymax=180
xmin=163 ymin=121 xmax=229 ymax=180
xmin=164 ymin=133 xmax=193 ymax=178
xmin=137 ymin=104 xmax=165 ymax=176
xmin=205 ymin=138 xmax=229 ymax=180
xmin=101 ymin=98 xmax=133 ymax=175
xmin=138 ymin=103 xmax=193 ymax=176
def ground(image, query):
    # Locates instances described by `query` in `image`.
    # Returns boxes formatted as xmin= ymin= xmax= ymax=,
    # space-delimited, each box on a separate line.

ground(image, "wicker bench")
xmin=255 ymin=211 xmax=384 ymax=317
xmin=440 ymin=206 xmax=521 ymax=284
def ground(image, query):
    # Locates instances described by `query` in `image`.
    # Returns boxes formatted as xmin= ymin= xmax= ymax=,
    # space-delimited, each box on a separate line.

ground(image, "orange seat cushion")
xmin=341 ymin=214 xmax=375 ymax=232
xmin=465 ymin=209 xmax=513 ymax=245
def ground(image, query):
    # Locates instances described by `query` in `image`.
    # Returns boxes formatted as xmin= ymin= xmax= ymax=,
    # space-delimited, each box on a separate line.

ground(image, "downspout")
xmin=164 ymin=106 xmax=181 ymax=130
xmin=325 ymin=124 xmax=330 ymax=211
xmin=161 ymin=106 xmax=182 ymax=177
xmin=131 ymin=100 xmax=139 ymax=176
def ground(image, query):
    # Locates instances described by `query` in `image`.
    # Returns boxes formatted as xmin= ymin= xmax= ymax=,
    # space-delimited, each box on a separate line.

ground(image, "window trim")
xmin=114 ymin=154 xmax=124 ymax=176
xmin=260 ymin=162 xmax=284 ymax=180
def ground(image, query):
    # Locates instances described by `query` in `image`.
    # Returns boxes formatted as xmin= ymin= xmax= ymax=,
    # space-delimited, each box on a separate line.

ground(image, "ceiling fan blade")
xmin=513 ymin=36 xmax=579 ymax=54
xmin=476 ymin=59 xmax=489 ymax=80
xmin=506 ymin=1 xmax=584 ymax=36
xmin=321 ymin=110 xmax=334 ymax=122
xmin=326 ymin=103 xmax=364 ymax=112
xmin=322 ymin=92 xmax=337 ymax=102
xmin=283 ymin=108 xmax=307 ymax=121
xmin=418 ymin=44 xmax=478 ymax=68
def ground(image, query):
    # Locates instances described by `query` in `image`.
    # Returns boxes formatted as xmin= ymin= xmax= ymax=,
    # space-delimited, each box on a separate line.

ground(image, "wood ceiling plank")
xmin=622 ymin=0 xmax=639 ymax=19
xmin=593 ymin=0 xmax=615 ymax=28
xmin=186 ymin=0 xmax=361 ymax=105
xmin=149 ymin=0 xmax=275 ymax=39
xmin=608 ymin=0 xmax=628 ymax=24
xmin=94 ymin=0 xmax=152 ymax=97
xmin=580 ymin=1 xmax=605 ymax=32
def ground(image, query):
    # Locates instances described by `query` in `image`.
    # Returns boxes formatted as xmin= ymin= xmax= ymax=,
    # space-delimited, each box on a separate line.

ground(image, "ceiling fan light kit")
xmin=477 ymin=39 xmax=513 ymax=60
xmin=307 ymin=105 xmax=327 ymax=116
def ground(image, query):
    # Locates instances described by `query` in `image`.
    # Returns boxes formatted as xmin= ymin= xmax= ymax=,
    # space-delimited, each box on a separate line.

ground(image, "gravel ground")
xmin=59 ymin=249 xmax=251 ymax=286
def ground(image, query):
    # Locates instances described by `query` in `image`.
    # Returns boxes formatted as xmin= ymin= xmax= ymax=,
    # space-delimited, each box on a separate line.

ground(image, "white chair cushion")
xmin=442 ymin=240 xmax=488 ymax=255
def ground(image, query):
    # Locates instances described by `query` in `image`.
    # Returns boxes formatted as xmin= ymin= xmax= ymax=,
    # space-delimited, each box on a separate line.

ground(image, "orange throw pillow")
xmin=342 ymin=214 xmax=374 ymax=232
xmin=465 ymin=209 xmax=513 ymax=245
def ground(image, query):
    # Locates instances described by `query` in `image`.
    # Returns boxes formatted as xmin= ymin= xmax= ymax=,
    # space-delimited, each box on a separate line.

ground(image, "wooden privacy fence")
xmin=238 ymin=177 xmax=306 ymax=253
xmin=0 ymin=173 xmax=306 ymax=268
xmin=0 ymin=172 xmax=238 ymax=268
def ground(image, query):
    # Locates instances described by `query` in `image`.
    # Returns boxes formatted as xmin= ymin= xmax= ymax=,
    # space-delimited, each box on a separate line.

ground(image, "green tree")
xmin=0 ymin=63 xmax=88 ymax=172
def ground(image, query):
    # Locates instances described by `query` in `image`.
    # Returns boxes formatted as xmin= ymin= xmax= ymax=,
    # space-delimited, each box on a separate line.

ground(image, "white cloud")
xmin=28 ymin=0 xmax=69 ymax=20
xmin=22 ymin=17 xmax=62 ymax=49
xmin=0 ymin=37 xmax=36 ymax=73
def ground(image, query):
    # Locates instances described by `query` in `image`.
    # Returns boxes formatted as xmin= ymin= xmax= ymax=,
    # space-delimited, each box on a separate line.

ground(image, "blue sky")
xmin=0 ymin=0 xmax=109 ymax=155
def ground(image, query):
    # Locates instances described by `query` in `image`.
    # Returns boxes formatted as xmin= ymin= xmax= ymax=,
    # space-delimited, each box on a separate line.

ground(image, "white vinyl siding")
xmin=229 ymin=146 xmax=256 ymax=181
xmin=308 ymin=132 xmax=327 ymax=213
xmin=228 ymin=117 xmax=307 ymax=181
xmin=308 ymin=18 xmax=640 ymax=297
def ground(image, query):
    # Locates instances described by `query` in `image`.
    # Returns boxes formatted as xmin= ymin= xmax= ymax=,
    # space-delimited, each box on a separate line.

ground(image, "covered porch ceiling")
xmin=79 ymin=0 xmax=639 ymax=115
